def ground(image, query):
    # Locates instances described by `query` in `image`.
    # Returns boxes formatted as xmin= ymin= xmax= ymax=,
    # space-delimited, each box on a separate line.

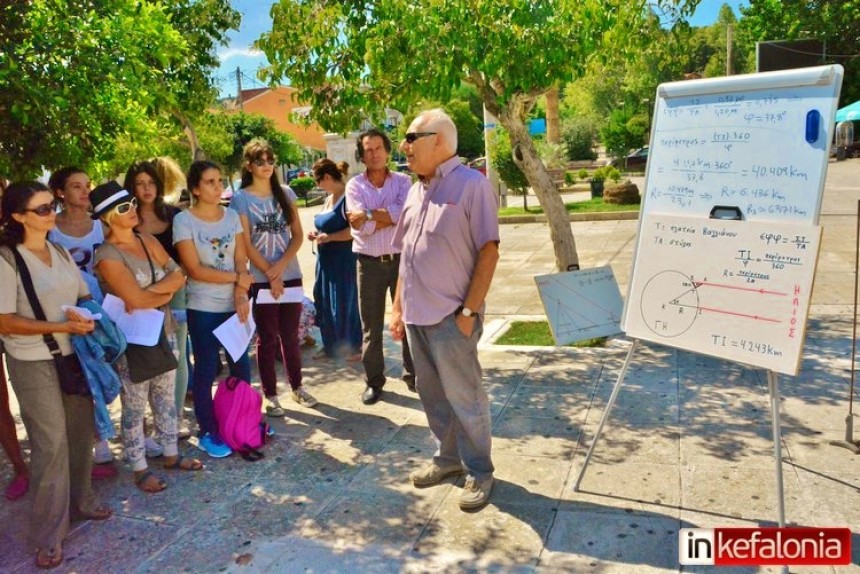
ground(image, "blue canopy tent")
xmin=835 ymin=100 xmax=860 ymax=122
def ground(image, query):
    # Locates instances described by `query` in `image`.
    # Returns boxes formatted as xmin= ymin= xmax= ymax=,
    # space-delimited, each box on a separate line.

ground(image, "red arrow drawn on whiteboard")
xmin=698 ymin=306 xmax=782 ymax=323
xmin=693 ymin=281 xmax=787 ymax=296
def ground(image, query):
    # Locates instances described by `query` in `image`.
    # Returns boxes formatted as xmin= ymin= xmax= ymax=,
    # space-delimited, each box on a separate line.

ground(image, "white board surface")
xmin=642 ymin=65 xmax=843 ymax=224
xmin=535 ymin=266 xmax=624 ymax=345
xmin=623 ymin=214 xmax=820 ymax=375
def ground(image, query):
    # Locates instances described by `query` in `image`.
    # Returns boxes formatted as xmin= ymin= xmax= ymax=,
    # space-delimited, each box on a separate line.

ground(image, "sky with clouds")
xmin=215 ymin=0 xmax=749 ymax=98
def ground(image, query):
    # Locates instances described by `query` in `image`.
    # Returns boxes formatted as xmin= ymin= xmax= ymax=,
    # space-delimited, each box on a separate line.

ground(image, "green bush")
xmin=591 ymin=167 xmax=606 ymax=181
xmin=577 ymin=168 xmax=589 ymax=181
xmin=488 ymin=128 xmax=532 ymax=210
xmin=290 ymin=176 xmax=316 ymax=194
xmin=561 ymin=117 xmax=598 ymax=161
xmin=606 ymin=166 xmax=621 ymax=182
xmin=564 ymin=171 xmax=576 ymax=185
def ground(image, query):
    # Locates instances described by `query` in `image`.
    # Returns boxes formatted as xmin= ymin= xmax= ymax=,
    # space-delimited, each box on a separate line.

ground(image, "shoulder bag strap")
xmin=10 ymin=247 xmax=63 ymax=358
xmin=134 ymin=233 xmax=157 ymax=286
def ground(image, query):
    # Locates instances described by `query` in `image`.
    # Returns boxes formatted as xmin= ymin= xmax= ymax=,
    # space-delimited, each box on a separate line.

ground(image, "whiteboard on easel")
xmin=641 ymin=65 xmax=843 ymax=224
xmin=623 ymin=214 xmax=821 ymax=375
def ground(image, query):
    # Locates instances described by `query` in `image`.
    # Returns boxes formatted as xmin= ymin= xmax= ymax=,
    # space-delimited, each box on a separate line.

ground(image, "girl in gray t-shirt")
xmin=230 ymin=139 xmax=317 ymax=415
xmin=175 ymin=161 xmax=254 ymax=459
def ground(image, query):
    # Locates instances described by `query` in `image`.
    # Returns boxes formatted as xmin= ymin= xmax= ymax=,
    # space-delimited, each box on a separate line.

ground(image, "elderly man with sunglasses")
xmin=390 ymin=109 xmax=500 ymax=510
xmin=345 ymin=127 xmax=415 ymax=405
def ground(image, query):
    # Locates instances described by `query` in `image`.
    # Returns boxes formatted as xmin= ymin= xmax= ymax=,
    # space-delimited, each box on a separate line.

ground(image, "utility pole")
xmin=726 ymin=24 xmax=733 ymax=76
xmin=236 ymin=66 xmax=243 ymax=111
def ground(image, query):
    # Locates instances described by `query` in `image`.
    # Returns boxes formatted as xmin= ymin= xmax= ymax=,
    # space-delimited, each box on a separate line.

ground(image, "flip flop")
xmin=4 ymin=475 xmax=29 ymax=500
xmin=162 ymin=455 xmax=203 ymax=471
xmin=134 ymin=470 xmax=167 ymax=493
xmin=35 ymin=544 xmax=62 ymax=570
xmin=71 ymin=504 xmax=113 ymax=522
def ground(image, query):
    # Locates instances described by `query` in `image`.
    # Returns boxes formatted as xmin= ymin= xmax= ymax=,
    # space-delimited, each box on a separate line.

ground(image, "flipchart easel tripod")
xmin=572 ymin=339 xmax=791 ymax=574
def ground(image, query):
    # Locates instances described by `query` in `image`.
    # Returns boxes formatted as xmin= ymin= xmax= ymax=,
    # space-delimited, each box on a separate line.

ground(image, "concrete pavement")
xmin=0 ymin=161 xmax=859 ymax=572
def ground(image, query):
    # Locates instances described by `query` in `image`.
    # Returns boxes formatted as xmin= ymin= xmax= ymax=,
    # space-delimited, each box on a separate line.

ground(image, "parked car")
xmin=607 ymin=146 xmax=649 ymax=171
xmin=467 ymin=156 xmax=487 ymax=176
xmin=286 ymin=167 xmax=309 ymax=182
xmin=624 ymin=147 xmax=648 ymax=170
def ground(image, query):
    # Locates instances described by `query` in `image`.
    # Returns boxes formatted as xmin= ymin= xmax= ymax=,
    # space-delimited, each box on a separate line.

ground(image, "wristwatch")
xmin=460 ymin=306 xmax=475 ymax=318
xmin=365 ymin=209 xmax=373 ymax=221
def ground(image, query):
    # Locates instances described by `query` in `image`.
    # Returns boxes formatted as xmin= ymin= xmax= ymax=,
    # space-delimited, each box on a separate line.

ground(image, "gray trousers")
xmin=357 ymin=254 xmax=414 ymax=388
xmin=6 ymin=356 xmax=98 ymax=549
xmin=407 ymin=314 xmax=494 ymax=480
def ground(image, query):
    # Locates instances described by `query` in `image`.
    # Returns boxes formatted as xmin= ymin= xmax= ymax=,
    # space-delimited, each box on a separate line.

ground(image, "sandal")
xmin=134 ymin=470 xmax=167 ymax=493
xmin=163 ymin=455 xmax=204 ymax=471
xmin=35 ymin=544 xmax=62 ymax=569
xmin=71 ymin=504 xmax=113 ymax=522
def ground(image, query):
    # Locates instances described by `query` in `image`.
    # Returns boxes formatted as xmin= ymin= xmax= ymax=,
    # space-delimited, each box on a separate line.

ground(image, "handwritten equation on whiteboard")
xmin=646 ymin=87 xmax=834 ymax=223
xmin=534 ymin=266 xmax=624 ymax=346
xmin=623 ymin=214 xmax=821 ymax=375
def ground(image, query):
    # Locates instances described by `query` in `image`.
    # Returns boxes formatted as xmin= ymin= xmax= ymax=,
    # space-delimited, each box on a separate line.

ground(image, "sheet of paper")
xmin=101 ymin=294 xmax=165 ymax=346
xmin=60 ymin=305 xmax=102 ymax=321
xmin=213 ymin=305 xmax=257 ymax=363
xmin=255 ymin=286 xmax=305 ymax=304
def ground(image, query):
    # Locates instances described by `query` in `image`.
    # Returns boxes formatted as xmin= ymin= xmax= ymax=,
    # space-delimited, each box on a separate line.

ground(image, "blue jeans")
xmin=406 ymin=313 xmax=493 ymax=481
xmin=187 ymin=309 xmax=251 ymax=438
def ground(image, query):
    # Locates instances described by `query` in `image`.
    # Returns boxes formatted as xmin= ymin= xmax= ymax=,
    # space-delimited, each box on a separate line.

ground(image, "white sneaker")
xmin=145 ymin=436 xmax=164 ymax=458
xmin=291 ymin=387 xmax=319 ymax=408
xmin=265 ymin=397 xmax=286 ymax=417
xmin=93 ymin=439 xmax=113 ymax=465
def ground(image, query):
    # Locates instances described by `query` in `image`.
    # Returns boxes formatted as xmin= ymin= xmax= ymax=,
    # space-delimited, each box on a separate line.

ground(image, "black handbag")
xmin=121 ymin=234 xmax=178 ymax=383
xmin=10 ymin=246 xmax=91 ymax=396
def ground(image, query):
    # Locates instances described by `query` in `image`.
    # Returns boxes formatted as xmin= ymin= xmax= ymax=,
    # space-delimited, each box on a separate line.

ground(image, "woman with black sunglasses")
xmin=0 ymin=181 xmax=112 ymax=569
xmin=92 ymin=182 xmax=202 ymax=494
xmin=231 ymin=139 xmax=318 ymax=417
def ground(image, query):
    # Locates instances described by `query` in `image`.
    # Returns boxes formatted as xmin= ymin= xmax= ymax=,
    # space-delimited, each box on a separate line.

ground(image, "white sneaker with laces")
xmin=266 ymin=397 xmax=286 ymax=417
xmin=291 ymin=387 xmax=319 ymax=408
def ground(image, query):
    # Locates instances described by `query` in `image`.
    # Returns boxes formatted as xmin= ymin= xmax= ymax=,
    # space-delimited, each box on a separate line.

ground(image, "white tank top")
xmin=48 ymin=222 xmax=105 ymax=274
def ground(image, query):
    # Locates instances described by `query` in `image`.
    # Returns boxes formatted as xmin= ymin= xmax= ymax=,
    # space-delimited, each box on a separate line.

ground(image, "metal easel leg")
xmin=768 ymin=370 xmax=789 ymax=574
xmin=573 ymin=338 xmax=639 ymax=491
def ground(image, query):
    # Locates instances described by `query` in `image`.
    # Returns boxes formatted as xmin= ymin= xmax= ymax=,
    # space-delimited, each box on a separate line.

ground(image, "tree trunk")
xmin=175 ymin=111 xmax=204 ymax=161
xmin=499 ymin=107 xmax=579 ymax=271
xmin=545 ymin=86 xmax=560 ymax=144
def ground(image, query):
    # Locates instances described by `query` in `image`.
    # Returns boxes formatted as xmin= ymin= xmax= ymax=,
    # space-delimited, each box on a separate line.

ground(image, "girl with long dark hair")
xmin=230 ymin=139 xmax=317 ymax=416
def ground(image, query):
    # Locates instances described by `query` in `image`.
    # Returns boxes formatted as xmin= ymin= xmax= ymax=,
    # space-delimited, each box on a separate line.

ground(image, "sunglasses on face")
xmin=113 ymin=197 xmax=138 ymax=215
xmin=253 ymin=157 xmax=276 ymax=167
xmin=404 ymin=131 xmax=437 ymax=144
xmin=25 ymin=200 xmax=59 ymax=217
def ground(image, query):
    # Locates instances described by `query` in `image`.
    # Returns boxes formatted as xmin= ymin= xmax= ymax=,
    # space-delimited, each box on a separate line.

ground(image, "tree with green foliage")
xmin=737 ymin=0 xmax=860 ymax=105
xmin=601 ymin=108 xmax=649 ymax=160
xmin=257 ymin=0 xmax=698 ymax=271
xmin=0 ymin=0 xmax=238 ymax=179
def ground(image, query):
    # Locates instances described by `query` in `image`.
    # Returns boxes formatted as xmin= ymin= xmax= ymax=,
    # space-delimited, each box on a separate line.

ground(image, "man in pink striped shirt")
xmin=346 ymin=128 xmax=415 ymax=405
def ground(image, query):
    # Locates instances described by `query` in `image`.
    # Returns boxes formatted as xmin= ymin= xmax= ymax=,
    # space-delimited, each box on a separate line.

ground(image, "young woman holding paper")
xmin=230 ymin=139 xmax=318 ymax=416
xmin=92 ymin=182 xmax=202 ymax=493
xmin=174 ymin=161 xmax=253 ymax=459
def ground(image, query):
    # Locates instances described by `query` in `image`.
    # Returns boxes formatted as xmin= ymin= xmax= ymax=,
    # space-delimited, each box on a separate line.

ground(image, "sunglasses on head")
xmin=25 ymin=200 xmax=59 ymax=217
xmin=404 ymin=131 xmax=437 ymax=144
xmin=253 ymin=157 xmax=276 ymax=167
xmin=113 ymin=197 xmax=138 ymax=215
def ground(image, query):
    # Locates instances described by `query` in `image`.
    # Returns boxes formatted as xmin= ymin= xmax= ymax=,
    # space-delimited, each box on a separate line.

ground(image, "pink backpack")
xmin=213 ymin=376 xmax=270 ymax=460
